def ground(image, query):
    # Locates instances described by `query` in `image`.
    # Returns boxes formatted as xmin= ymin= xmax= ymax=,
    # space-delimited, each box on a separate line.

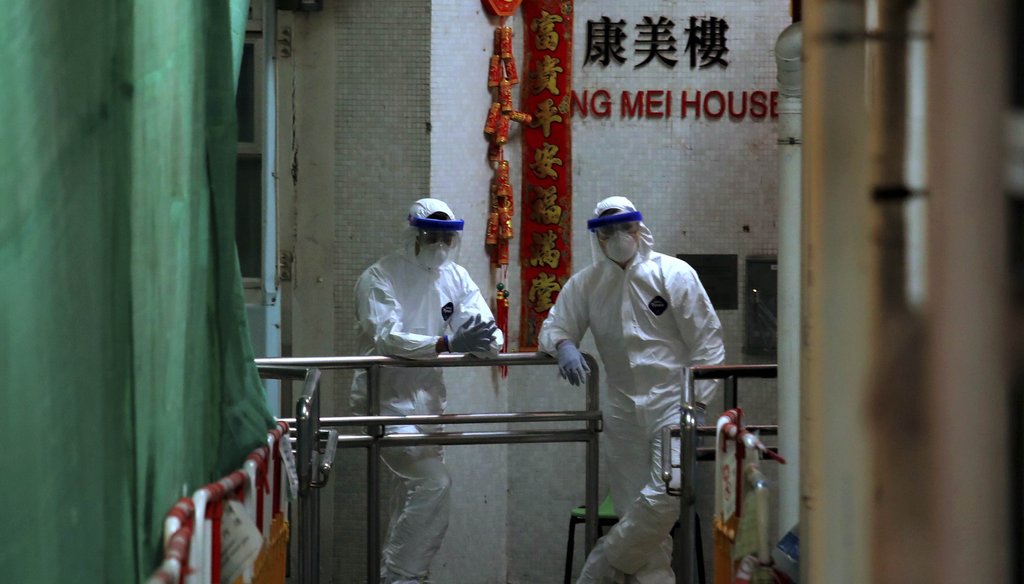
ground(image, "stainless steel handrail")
xmin=694 ymin=363 xmax=778 ymax=412
xmin=662 ymin=364 xmax=779 ymax=583
xmin=310 ymin=410 xmax=601 ymax=426
xmin=257 ymin=351 xmax=602 ymax=584
xmin=311 ymin=429 xmax=339 ymax=488
xmin=293 ymin=368 xmax=322 ymax=584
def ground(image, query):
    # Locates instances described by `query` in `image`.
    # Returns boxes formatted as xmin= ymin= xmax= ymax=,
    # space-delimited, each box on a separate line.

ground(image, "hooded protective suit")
xmin=352 ymin=198 xmax=503 ymax=583
xmin=539 ymin=196 xmax=725 ymax=583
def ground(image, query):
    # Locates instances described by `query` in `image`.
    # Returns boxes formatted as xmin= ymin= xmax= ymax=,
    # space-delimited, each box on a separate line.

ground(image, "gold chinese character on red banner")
xmin=528 ymin=272 xmax=562 ymax=312
xmin=528 ymin=231 xmax=561 ymax=269
xmin=530 ymin=11 xmax=564 ymax=51
xmin=531 ymin=55 xmax=564 ymax=95
xmin=533 ymin=98 xmax=563 ymax=138
xmin=530 ymin=185 xmax=562 ymax=225
xmin=529 ymin=143 xmax=563 ymax=179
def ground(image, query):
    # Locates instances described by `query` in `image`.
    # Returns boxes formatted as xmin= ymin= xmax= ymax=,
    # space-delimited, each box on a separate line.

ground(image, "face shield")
xmin=587 ymin=210 xmax=644 ymax=265
xmin=409 ymin=214 xmax=464 ymax=270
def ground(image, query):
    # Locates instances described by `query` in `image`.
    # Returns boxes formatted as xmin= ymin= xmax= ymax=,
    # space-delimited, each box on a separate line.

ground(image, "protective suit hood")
xmin=403 ymin=198 xmax=463 ymax=271
xmin=590 ymin=196 xmax=655 ymax=267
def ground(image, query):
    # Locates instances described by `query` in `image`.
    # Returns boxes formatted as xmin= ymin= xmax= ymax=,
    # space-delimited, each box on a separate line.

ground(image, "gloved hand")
xmin=556 ymin=341 xmax=590 ymax=386
xmin=447 ymin=314 xmax=498 ymax=354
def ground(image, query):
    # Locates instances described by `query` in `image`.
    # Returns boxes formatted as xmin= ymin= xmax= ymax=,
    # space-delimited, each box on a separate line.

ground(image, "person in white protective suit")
xmin=351 ymin=198 xmax=504 ymax=584
xmin=539 ymin=196 xmax=725 ymax=584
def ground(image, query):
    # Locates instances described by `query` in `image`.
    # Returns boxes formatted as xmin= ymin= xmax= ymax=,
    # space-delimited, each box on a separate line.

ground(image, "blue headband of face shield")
xmin=410 ymin=215 xmax=464 ymax=246
xmin=586 ymin=210 xmax=643 ymax=238
xmin=409 ymin=215 xmax=465 ymax=231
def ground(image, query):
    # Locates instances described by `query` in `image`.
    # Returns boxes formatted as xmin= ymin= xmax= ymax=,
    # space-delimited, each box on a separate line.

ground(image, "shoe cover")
xmin=577 ymin=538 xmax=628 ymax=584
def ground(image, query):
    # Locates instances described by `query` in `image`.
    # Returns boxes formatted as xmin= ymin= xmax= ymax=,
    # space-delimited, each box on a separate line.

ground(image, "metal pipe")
xmin=775 ymin=19 xmax=803 ymax=539
xmin=296 ymin=368 xmax=322 ymax=584
xmin=256 ymin=351 xmax=557 ymax=369
xmin=700 ymin=424 xmax=777 ymax=436
xmin=258 ymin=365 xmax=310 ymax=380
xmin=690 ymin=364 xmax=778 ymax=379
xmin=675 ymin=368 xmax=698 ymax=583
xmin=295 ymin=426 xmax=769 ymax=448
xmin=260 ymin=0 xmax=282 ymax=416
xmin=381 ymin=430 xmax=594 ymax=446
xmin=660 ymin=425 xmax=675 ymax=485
xmin=367 ymin=364 xmax=381 ymax=584
xmin=311 ymin=429 xmax=338 ymax=488
xmin=326 ymin=434 xmax=375 ymax=447
xmin=296 ymin=368 xmax=322 ymax=489
xmin=696 ymin=447 xmax=780 ymax=463
xmin=670 ymin=363 xmax=783 ymax=582
xmin=725 ymin=377 xmax=738 ymax=410
xmin=256 ymin=353 xmax=602 ymax=582
xmin=583 ymin=353 xmax=600 ymax=556
xmin=296 ymin=422 xmax=769 ymax=437
xmin=314 ymin=410 xmax=601 ymax=427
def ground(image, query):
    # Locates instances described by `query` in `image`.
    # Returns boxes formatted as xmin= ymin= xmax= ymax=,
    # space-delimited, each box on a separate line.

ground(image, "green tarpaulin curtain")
xmin=0 ymin=1 xmax=273 ymax=581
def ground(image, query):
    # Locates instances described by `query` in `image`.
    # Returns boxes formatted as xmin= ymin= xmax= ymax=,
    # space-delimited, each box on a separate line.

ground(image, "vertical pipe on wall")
xmin=801 ymin=1 xmax=871 ymax=582
xmin=367 ymin=364 xmax=382 ymax=584
xmin=774 ymin=19 xmax=802 ymax=539
xmin=261 ymin=0 xmax=282 ymax=416
xmin=928 ymin=0 xmax=1010 ymax=582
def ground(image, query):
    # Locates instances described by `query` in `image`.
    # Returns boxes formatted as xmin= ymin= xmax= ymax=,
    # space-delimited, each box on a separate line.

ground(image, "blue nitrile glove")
xmin=446 ymin=314 xmax=498 ymax=354
xmin=556 ymin=341 xmax=590 ymax=386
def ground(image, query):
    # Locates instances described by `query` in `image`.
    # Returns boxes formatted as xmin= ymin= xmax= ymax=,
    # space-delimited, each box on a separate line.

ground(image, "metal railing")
xmin=256 ymin=351 xmax=602 ymax=584
xmin=661 ymin=364 xmax=779 ymax=584
xmin=256 ymin=366 xmax=325 ymax=584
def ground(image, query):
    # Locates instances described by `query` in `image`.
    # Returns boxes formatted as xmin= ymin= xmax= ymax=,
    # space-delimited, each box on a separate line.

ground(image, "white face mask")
xmin=604 ymin=232 xmax=638 ymax=264
xmin=417 ymin=242 xmax=450 ymax=269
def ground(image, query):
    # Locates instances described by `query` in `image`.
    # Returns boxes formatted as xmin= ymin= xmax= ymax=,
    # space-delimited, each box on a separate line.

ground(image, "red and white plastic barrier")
xmin=711 ymin=409 xmax=789 ymax=584
xmin=148 ymin=421 xmax=291 ymax=584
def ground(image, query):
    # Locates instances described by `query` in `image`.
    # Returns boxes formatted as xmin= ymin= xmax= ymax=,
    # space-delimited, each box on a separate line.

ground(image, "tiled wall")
xmin=428 ymin=3 xmax=515 ymax=582
xmin=320 ymin=0 xmax=789 ymax=582
xmin=326 ymin=0 xmax=433 ymax=582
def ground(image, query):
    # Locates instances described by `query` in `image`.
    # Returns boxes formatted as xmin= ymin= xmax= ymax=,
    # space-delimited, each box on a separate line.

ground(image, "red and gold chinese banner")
xmin=519 ymin=0 xmax=572 ymax=350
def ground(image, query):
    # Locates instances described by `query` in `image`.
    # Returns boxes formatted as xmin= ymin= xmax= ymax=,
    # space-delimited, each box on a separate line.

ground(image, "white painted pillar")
xmin=774 ymin=20 xmax=802 ymax=540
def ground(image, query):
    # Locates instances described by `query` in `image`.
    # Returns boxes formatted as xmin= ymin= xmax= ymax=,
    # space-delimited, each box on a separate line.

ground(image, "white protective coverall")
xmin=539 ymin=196 xmax=725 ymax=583
xmin=351 ymin=198 xmax=504 ymax=583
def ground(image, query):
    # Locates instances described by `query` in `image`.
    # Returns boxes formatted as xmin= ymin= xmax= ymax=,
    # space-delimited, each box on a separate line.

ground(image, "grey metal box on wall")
xmin=744 ymin=255 xmax=777 ymax=357
xmin=677 ymin=254 xmax=739 ymax=311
